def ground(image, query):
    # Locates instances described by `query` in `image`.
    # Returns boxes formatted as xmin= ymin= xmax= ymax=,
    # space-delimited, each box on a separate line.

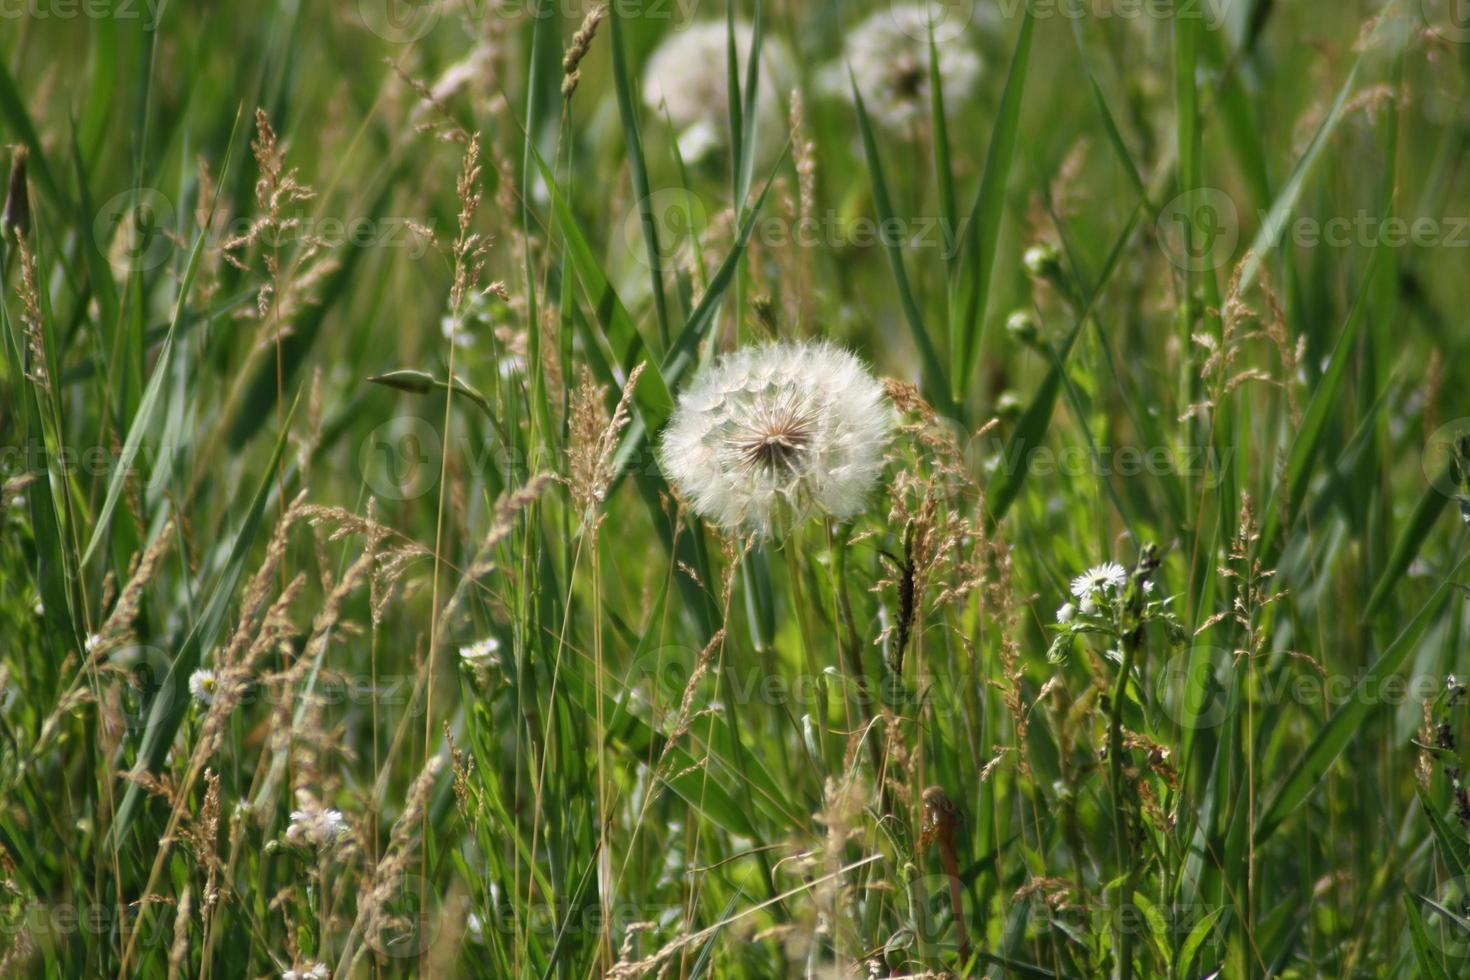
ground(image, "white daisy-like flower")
xmin=188 ymin=668 xmax=218 ymax=706
xmin=828 ymin=3 xmax=984 ymax=131
xmin=1056 ymin=602 xmax=1076 ymax=624
xmin=459 ymin=637 xmax=501 ymax=665
xmin=282 ymin=963 xmax=330 ymax=980
xmin=1079 ymin=595 xmax=1098 ymax=616
xmin=286 ymin=807 xmax=350 ymax=849
xmin=1070 ymin=562 xmax=1128 ymax=599
xmin=659 ymin=341 xmax=895 ymax=535
xmin=642 ymin=21 xmax=794 ymax=162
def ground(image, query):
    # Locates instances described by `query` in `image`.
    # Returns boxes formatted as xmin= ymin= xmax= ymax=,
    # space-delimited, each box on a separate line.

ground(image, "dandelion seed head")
xmin=642 ymin=21 xmax=793 ymax=162
xmin=830 ymin=3 xmax=984 ymax=131
xmin=659 ymin=340 xmax=895 ymax=536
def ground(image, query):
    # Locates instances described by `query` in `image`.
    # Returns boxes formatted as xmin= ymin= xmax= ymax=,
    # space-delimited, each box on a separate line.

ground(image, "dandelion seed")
xmin=828 ymin=3 xmax=984 ymax=131
xmin=1071 ymin=562 xmax=1127 ymax=599
xmin=1056 ymin=602 xmax=1076 ymax=624
xmin=641 ymin=21 xmax=793 ymax=162
xmin=658 ymin=340 xmax=894 ymax=536
xmin=188 ymin=668 xmax=218 ymax=706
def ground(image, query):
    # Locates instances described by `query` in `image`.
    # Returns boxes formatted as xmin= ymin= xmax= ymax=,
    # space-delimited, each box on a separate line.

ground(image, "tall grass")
xmin=3 ymin=0 xmax=1470 ymax=976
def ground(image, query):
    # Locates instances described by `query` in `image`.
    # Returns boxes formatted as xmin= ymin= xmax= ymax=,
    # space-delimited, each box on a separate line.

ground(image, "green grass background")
xmin=3 ymin=0 xmax=1470 ymax=976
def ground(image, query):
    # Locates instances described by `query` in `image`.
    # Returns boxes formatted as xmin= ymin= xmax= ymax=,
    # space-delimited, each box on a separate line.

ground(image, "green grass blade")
xmin=952 ymin=2 xmax=1035 ymax=407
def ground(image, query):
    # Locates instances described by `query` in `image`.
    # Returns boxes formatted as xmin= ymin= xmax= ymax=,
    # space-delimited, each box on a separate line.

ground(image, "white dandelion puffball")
xmin=1070 ymin=561 xmax=1128 ymax=599
xmin=659 ymin=341 xmax=895 ymax=535
xmin=642 ymin=21 xmax=794 ymax=162
xmin=832 ymin=3 xmax=984 ymax=131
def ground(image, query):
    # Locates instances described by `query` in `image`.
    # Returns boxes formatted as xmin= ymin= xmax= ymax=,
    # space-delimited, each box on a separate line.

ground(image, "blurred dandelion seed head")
xmin=641 ymin=21 xmax=794 ymax=163
xmin=831 ymin=3 xmax=984 ymax=131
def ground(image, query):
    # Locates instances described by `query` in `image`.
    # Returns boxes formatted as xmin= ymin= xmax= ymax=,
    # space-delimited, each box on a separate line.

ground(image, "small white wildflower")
xmin=642 ymin=21 xmax=794 ymax=162
xmin=1070 ymin=562 xmax=1127 ymax=599
xmin=281 ymin=963 xmax=330 ymax=980
xmin=1143 ymin=579 xmax=1155 ymax=595
xmin=188 ymin=668 xmax=218 ymax=706
xmin=286 ymin=808 xmax=349 ymax=849
xmin=1079 ymin=595 xmax=1097 ymax=616
xmin=1056 ymin=602 xmax=1076 ymax=624
xmin=658 ymin=340 xmax=895 ymax=536
xmin=826 ymin=3 xmax=984 ymax=131
xmin=459 ymin=637 xmax=502 ymax=665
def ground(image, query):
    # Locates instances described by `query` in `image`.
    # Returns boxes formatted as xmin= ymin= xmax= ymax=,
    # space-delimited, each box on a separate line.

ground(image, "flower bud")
xmin=3 ymin=146 xmax=29 ymax=240
xmin=1004 ymin=309 xmax=1039 ymax=346
xmin=1022 ymin=242 xmax=1062 ymax=281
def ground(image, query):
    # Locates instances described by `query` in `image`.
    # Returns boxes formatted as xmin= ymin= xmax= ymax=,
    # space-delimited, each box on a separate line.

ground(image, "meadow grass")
xmin=3 ymin=0 xmax=1470 ymax=976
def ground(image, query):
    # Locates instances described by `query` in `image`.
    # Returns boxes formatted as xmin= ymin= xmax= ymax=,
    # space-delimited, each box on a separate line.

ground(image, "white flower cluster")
xmin=285 ymin=807 xmax=350 ymax=849
xmin=281 ymin=963 xmax=330 ymax=980
xmin=659 ymin=340 xmax=894 ymax=536
xmin=831 ymin=3 xmax=985 ymax=131
xmin=642 ymin=21 xmax=793 ymax=162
